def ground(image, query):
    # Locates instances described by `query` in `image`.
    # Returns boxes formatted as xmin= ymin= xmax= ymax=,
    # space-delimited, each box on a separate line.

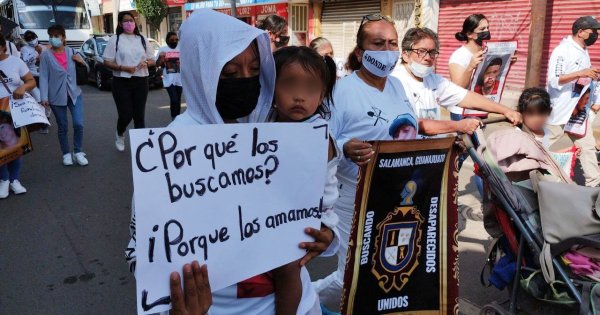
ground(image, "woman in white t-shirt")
xmin=313 ymin=14 xmax=419 ymax=312
xmin=392 ymin=27 xmax=521 ymax=134
xmin=156 ymin=31 xmax=182 ymax=120
xmin=103 ymin=11 xmax=155 ymax=152
xmin=0 ymin=34 xmax=36 ymax=199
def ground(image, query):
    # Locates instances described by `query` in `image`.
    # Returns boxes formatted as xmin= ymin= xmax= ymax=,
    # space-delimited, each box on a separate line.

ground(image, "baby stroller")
xmin=463 ymin=119 xmax=600 ymax=315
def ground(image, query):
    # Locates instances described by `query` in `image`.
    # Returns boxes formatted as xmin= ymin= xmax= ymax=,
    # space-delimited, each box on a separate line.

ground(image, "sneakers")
xmin=116 ymin=132 xmax=125 ymax=152
xmin=9 ymin=180 xmax=26 ymax=194
xmin=0 ymin=180 xmax=8 ymax=199
xmin=74 ymin=152 xmax=88 ymax=166
xmin=63 ymin=153 xmax=73 ymax=166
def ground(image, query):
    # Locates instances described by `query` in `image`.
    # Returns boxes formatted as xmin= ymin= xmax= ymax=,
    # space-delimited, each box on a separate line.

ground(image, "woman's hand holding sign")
xmin=344 ymin=138 xmax=375 ymax=166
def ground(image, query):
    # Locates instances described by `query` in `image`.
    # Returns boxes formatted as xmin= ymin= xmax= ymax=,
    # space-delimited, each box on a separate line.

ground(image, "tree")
xmin=135 ymin=0 xmax=168 ymax=37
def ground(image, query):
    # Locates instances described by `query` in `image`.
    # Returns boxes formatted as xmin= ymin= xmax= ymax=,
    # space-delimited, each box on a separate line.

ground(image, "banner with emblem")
xmin=341 ymin=137 xmax=459 ymax=315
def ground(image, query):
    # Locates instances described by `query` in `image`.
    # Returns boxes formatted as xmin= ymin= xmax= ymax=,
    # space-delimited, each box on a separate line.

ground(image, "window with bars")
xmin=290 ymin=4 xmax=308 ymax=46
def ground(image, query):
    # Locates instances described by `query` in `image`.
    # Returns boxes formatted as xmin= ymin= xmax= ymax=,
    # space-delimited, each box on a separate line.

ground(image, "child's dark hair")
xmin=165 ymin=31 xmax=177 ymax=42
xmin=273 ymin=46 xmax=336 ymax=120
xmin=517 ymin=87 xmax=552 ymax=114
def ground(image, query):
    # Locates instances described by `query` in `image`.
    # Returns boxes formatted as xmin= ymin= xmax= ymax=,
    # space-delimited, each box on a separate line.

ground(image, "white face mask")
xmin=408 ymin=61 xmax=433 ymax=78
xmin=361 ymin=50 xmax=400 ymax=77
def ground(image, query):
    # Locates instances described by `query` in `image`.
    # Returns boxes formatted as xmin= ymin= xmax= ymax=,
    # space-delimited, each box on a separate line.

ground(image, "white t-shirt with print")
xmin=447 ymin=45 xmax=474 ymax=114
xmin=157 ymin=45 xmax=181 ymax=87
xmin=0 ymin=55 xmax=29 ymax=98
xmin=103 ymin=33 xmax=155 ymax=78
xmin=20 ymin=45 xmax=39 ymax=76
xmin=391 ymin=64 xmax=467 ymax=120
xmin=546 ymin=36 xmax=592 ymax=126
xmin=330 ymin=71 xmax=417 ymax=184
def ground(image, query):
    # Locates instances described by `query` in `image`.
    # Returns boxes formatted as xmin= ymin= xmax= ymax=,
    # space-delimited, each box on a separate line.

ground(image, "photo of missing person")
xmin=388 ymin=113 xmax=418 ymax=140
xmin=571 ymin=87 xmax=591 ymax=124
xmin=474 ymin=56 xmax=506 ymax=97
xmin=165 ymin=51 xmax=181 ymax=74
xmin=0 ymin=114 xmax=19 ymax=150
xmin=564 ymin=84 xmax=593 ymax=137
xmin=0 ymin=112 xmax=32 ymax=166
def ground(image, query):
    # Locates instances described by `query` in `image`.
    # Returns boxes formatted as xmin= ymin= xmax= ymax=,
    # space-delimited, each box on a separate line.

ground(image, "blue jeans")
xmin=51 ymin=95 xmax=84 ymax=155
xmin=0 ymin=157 xmax=23 ymax=182
xmin=451 ymin=113 xmax=484 ymax=197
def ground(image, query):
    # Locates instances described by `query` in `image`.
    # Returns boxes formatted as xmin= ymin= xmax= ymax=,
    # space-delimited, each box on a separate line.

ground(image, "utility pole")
xmin=230 ymin=0 xmax=237 ymax=18
xmin=525 ymin=0 xmax=548 ymax=88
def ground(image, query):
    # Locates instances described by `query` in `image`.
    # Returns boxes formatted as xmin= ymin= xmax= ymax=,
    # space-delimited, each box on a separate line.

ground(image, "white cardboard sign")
xmin=130 ymin=122 xmax=329 ymax=315
xmin=9 ymin=94 xmax=50 ymax=128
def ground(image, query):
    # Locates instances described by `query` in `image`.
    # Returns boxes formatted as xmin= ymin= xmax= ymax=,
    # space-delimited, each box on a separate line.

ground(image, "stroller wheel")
xmin=479 ymin=302 xmax=510 ymax=315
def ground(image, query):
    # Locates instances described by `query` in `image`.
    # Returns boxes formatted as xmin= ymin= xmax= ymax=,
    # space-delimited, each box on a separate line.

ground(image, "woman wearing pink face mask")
xmin=103 ymin=12 xmax=155 ymax=152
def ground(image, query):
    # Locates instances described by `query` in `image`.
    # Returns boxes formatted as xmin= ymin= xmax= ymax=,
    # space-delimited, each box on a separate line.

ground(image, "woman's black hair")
xmin=455 ymin=14 xmax=487 ymax=41
xmin=47 ymin=24 xmax=66 ymax=38
xmin=517 ymin=87 xmax=552 ymax=114
xmin=272 ymin=46 xmax=336 ymax=120
xmin=0 ymin=33 xmax=5 ymax=49
xmin=165 ymin=31 xmax=177 ymax=42
xmin=257 ymin=15 xmax=287 ymax=34
xmin=116 ymin=11 xmax=141 ymax=36
xmin=23 ymin=30 xmax=37 ymax=41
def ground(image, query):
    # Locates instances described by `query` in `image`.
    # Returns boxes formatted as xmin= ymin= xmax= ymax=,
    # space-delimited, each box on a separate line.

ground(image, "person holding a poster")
xmin=126 ymin=10 xmax=335 ymax=315
xmin=39 ymin=24 xmax=89 ymax=167
xmin=546 ymin=16 xmax=600 ymax=187
xmin=391 ymin=28 xmax=521 ymax=129
xmin=156 ymin=32 xmax=182 ymax=120
xmin=447 ymin=14 xmax=489 ymax=115
xmin=0 ymin=33 xmax=36 ymax=198
xmin=474 ymin=57 xmax=502 ymax=96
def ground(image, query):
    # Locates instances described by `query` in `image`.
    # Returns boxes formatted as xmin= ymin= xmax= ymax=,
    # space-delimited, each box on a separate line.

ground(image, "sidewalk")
xmin=456 ymin=134 xmax=580 ymax=315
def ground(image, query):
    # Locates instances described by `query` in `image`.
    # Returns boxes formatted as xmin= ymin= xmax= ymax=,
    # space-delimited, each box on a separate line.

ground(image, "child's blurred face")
xmin=394 ymin=125 xmax=417 ymax=140
xmin=522 ymin=109 xmax=549 ymax=132
xmin=274 ymin=62 xmax=324 ymax=122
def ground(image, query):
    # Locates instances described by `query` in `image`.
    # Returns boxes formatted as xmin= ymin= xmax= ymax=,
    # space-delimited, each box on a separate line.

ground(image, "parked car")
xmin=80 ymin=34 xmax=163 ymax=90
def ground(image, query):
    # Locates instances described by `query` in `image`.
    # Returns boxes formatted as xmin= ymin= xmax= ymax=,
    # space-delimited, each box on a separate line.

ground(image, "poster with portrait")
xmin=464 ymin=41 xmax=518 ymax=117
xmin=0 ymin=100 xmax=33 ymax=166
xmin=341 ymin=137 xmax=459 ymax=315
xmin=164 ymin=51 xmax=180 ymax=74
xmin=564 ymin=80 xmax=594 ymax=137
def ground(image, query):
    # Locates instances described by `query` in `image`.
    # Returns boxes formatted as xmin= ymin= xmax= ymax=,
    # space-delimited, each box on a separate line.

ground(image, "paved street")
xmin=0 ymin=85 xmax=582 ymax=314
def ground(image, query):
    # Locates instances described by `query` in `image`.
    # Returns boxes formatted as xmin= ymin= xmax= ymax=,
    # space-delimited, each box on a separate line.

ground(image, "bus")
xmin=0 ymin=0 xmax=92 ymax=47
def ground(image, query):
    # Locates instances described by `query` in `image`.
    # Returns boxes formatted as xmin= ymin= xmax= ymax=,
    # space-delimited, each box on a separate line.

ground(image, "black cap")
xmin=573 ymin=16 xmax=600 ymax=34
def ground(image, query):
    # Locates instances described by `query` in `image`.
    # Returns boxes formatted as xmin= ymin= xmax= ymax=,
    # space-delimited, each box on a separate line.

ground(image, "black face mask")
xmin=167 ymin=41 xmax=178 ymax=49
xmin=585 ymin=32 xmax=598 ymax=46
xmin=475 ymin=31 xmax=491 ymax=45
xmin=215 ymin=76 xmax=261 ymax=120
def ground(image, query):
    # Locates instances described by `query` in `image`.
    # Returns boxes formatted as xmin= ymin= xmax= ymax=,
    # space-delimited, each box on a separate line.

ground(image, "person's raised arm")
xmin=458 ymin=91 xmax=522 ymax=125
xmin=449 ymin=50 xmax=484 ymax=88
xmin=418 ymin=118 xmax=481 ymax=136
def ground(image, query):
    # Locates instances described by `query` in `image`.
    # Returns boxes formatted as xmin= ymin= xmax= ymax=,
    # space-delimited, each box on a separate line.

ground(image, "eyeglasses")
xmin=408 ymin=48 xmax=440 ymax=59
